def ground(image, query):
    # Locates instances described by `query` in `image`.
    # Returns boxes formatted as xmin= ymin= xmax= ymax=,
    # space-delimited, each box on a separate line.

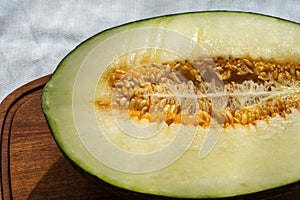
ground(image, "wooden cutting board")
xmin=0 ymin=75 xmax=120 ymax=200
xmin=1 ymin=75 xmax=299 ymax=200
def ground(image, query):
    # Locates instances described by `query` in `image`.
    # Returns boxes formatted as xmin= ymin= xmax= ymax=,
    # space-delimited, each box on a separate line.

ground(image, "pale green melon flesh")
xmin=42 ymin=12 xmax=300 ymax=198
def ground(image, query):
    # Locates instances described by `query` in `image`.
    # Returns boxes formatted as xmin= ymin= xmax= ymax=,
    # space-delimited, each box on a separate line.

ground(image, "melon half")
xmin=42 ymin=11 xmax=300 ymax=198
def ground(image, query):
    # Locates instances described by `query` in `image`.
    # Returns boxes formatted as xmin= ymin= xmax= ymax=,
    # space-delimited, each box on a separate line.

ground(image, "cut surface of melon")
xmin=42 ymin=11 xmax=300 ymax=198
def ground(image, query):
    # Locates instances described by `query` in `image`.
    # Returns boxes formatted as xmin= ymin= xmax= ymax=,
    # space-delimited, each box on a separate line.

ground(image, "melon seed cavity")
xmin=97 ymin=56 xmax=300 ymax=128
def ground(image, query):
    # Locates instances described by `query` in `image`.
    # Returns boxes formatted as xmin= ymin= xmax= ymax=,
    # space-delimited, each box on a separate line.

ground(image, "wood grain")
xmin=1 ymin=75 xmax=299 ymax=200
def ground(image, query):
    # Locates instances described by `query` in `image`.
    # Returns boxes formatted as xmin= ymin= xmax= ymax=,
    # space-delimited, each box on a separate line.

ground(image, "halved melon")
xmin=42 ymin=11 xmax=300 ymax=198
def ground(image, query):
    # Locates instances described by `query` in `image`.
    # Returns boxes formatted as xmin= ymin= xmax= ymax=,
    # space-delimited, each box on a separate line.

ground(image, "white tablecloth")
xmin=1 ymin=0 xmax=299 ymax=102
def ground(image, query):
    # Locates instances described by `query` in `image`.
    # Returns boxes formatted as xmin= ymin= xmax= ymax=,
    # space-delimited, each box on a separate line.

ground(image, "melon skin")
xmin=42 ymin=11 xmax=300 ymax=199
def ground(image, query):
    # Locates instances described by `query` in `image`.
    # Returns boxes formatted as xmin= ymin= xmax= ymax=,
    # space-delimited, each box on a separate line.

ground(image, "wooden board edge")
xmin=0 ymin=75 xmax=51 ymax=119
